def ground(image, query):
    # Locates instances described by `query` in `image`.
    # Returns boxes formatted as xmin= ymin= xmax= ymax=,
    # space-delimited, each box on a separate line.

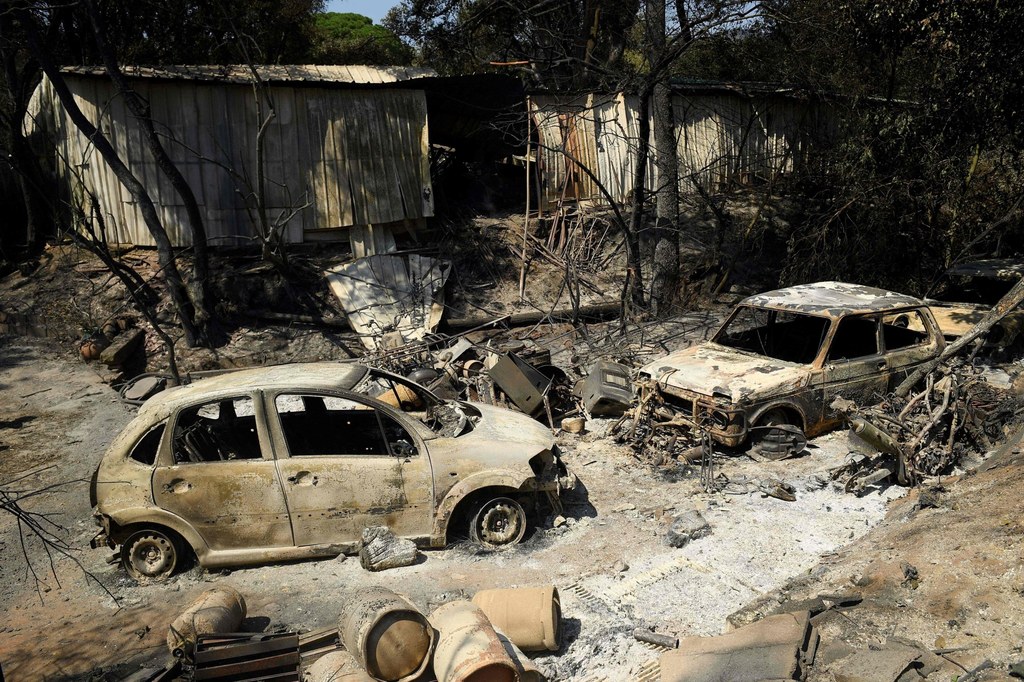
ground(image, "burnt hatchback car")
xmin=91 ymin=363 xmax=572 ymax=582
xmin=639 ymin=282 xmax=945 ymax=452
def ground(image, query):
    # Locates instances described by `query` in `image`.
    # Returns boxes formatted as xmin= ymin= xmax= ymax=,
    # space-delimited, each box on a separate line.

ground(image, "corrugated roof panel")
xmin=60 ymin=64 xmax=438 ymax=84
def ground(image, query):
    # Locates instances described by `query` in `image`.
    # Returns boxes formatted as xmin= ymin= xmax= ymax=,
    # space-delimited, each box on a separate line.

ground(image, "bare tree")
xmin=16 ymin=6 xmax=204 ymax=346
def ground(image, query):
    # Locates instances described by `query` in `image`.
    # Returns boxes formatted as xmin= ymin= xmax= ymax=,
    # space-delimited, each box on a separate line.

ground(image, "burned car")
xmin=90 ymin=363 xmax=572 ymax=581
xmin=924 ymin=259 xmax=1024 ymax=354
xmin=638 ymin=282 xmax=944 ymax=453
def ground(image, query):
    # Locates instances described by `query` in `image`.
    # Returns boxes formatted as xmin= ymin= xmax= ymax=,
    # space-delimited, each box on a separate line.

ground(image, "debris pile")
xmin=833 ymin=362 xmax=1024 ymax=493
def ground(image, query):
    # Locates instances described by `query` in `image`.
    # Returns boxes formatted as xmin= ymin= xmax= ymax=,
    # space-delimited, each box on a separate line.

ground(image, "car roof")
xmin=143 ymin=362 xmax=370 ymax=412
xmin=945 ymin=258 xmax=1024 ymax=280
xmin=741 ymin=281 xmax=924 ymax=318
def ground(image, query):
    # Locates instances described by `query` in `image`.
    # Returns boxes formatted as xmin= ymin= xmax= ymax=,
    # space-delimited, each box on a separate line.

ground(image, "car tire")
xmin=469 ymin=497 xmax=527 ymax=548
xmin=752 ymin=409 xmax=804 ymax=461
xmin=121 ymin=528 xmax=180 ymax=583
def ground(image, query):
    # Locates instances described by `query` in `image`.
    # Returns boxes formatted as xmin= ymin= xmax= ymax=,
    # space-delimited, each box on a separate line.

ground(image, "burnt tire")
xmin=121 ymin=528 xmax=180 ymax=583
xmin=752 ymin=409 xmax=805 ymax=461
xmin=469 ymin=497 xmax=527 ymax=548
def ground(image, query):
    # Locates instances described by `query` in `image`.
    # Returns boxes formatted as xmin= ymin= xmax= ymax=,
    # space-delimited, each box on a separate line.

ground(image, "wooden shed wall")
xmin=31 ymin=75 xmax=433 ymax=247
xmin=531 ymin=91 xmax=835 ymax=206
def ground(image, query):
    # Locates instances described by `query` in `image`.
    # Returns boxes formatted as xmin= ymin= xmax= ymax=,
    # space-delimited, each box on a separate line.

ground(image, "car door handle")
xmin=162 ymin=479 xmax=192 ymax=494
xmin=877 ymin=361 xmax=887 ymax=370
xmin=287 ymin=471 xmax=317 ymax=486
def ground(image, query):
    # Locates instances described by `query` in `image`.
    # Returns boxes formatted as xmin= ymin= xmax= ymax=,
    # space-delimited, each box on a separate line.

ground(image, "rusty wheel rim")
xmin=476 ymin=498 xmax=526 ymax=547
xmin=124 ymin=532 xmax=177 ymax=581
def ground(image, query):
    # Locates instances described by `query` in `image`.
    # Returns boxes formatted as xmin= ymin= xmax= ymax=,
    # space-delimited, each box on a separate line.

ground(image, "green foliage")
xmin=383 ymin=0 xmax=640 ymax=86
xmin=312 ymin=12 xmax=413 ymax=65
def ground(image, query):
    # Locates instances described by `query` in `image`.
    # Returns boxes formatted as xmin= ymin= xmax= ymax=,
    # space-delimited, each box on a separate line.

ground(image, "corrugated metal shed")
xmin=28 ymin=66 xmax=436 ymax=247
xmin=530 ymin=84 xmax=836 ymax=206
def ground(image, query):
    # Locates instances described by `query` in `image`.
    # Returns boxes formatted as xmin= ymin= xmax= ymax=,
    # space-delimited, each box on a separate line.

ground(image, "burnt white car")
xmin=90 ymin=363 xmax=571 ymax=582
xmin=639 ymin=282 xmax=945 ymax=450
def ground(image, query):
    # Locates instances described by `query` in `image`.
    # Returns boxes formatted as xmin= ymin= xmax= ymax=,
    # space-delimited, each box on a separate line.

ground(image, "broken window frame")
xmin=169 ymin=394 xmax=265 ymax=465
xmin=712 ymin=305 xmax=832 ymax=365
xmin=127 ymin=421 xmax=167 ymax=466
xmin=270 ymin=390 xmax=421 ymax=459
xmin=825 ymin=314 xmax=882 ymax=363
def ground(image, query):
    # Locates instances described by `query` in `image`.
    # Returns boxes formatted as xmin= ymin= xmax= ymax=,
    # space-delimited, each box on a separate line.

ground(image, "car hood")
xmin=429 ymin=402 xmax=556 ymax=467
xmin=640 ymin=343 xmax=808 ymax=403
xmin=925 ymin=300 xmax=986 ymax=336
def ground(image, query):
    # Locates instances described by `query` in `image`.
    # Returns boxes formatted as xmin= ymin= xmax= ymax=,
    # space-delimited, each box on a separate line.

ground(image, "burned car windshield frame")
xmin=358 ymin=368 xmax=443 ymax=408
xmin=712 ymin=305 xmax=831 ymax=365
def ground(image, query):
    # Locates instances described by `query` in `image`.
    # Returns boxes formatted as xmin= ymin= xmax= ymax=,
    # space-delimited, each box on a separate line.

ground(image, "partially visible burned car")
xmin=924 ymin=259 xmax=1024 ymax=353
xmin=638 ymin=282 xmax=945 ymax=452
xmin=90 ymin=362 xmax=572 ymax=582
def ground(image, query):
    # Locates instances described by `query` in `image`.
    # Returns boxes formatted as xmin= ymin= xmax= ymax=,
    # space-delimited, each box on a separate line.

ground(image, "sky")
xmin=324 ymin=0 xmax=400 ymax=24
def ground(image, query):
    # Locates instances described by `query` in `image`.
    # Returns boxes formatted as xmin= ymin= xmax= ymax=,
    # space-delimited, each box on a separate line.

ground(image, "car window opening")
xmin=129 ymin=422 xmax=165 ymax=465
xmin=715 ymin=306 xmax=830 ymax=364
xmin=882 ymin=311 xmax=929 ymax=351
xmin=276 ymin=393 xmax=416 ymax=457
xmin=827 ymin=316 xmax=879 ymax=361
xmin=172 ymin=397 xmax=261 ymax=463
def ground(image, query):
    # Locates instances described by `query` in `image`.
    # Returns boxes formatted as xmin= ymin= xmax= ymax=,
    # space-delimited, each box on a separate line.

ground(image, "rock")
xmin=561 ymin=416 xmax=586 ymax=433
xmin=358 ymin=526 xmax=418 ymax=572
xmin=666 ymin=510 xmax=712 ymax=548
xmin=552 ymin=515 xmax=567 ymax=528
xmin=901 ymin=562 xmax=920 ymax=589
xmin=613 ymin=559 xmax=629 ymax=573
xmin=99 ymin=328 xmax=145 ymax=368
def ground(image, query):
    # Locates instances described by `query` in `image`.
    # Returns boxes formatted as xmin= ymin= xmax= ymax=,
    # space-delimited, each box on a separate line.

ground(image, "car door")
xmin=267 ymin=392 xmax=435 ymax=547
xmin=816 ymin=314 xmax=889 ymax=423
xmin=151 ymin=394 xmax=294 ymax=551
xmin=880 ymin=308 xmax=941 ymax=389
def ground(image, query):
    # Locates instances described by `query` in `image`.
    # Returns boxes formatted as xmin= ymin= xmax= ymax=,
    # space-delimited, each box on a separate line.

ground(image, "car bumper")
xmin=91 ymin=528 xmax=113 ymax=549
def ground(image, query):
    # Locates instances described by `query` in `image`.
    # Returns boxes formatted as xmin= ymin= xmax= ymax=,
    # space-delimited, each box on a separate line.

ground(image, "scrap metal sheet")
xmin=325 ymin=254 xmax=450 ymax=350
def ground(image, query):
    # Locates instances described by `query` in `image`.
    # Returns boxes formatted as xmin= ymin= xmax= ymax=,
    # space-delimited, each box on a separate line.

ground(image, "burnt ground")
xmin=1 ymin=214 xmax=1023 ymax=681
xmin=1 ymin=336 xmax=1022 ymax=681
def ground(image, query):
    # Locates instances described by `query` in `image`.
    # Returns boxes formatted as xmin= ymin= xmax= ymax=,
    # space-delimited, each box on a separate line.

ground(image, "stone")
xmin=552 ymin=515 xmax=567 ymax=528
xmin=358 ymin=526 xmax=418 ymax=571
xmin=667 ymin=510 xmax=712 ymax=548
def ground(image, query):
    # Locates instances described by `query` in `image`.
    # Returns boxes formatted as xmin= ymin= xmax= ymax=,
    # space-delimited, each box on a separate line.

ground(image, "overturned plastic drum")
xmin=167 ymin=585 xmax=247 ymax=660
xmin=430 ymin=600 xmax=519 ymax=682
xmin=304 ymin=650 xmax=375 ymax=682
xmin=338 ymin=587 xmax=435 ymax=682
xmin=472 ymin=585 xmax=561 ymax=652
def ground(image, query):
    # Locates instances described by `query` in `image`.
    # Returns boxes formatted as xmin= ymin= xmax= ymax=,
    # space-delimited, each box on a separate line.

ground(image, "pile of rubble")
xmin=832 ymin=362 xmax=1024 ymax=494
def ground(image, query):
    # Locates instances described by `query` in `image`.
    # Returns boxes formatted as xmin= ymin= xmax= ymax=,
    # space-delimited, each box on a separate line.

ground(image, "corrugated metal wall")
xmin=30 ymin=75 xmax=433 ymax=247
xmin=531 ymin=91 xmax=835 ymax=206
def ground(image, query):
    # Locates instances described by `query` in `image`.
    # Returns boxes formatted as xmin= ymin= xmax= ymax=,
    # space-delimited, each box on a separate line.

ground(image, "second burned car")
xmin=639 ymin=282 xmax=945 ymax=454
xmin=90 ymin=363 xmax=573 ymax=582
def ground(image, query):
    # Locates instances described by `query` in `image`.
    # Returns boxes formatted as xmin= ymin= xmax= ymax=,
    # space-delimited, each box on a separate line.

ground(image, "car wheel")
xmin=121 ymin=528 xmax=179 ymax=583
xmin=752 ymin=409 xmax=805 ymax=461
xmin=470 ymin=497 xmax=527 ymax=548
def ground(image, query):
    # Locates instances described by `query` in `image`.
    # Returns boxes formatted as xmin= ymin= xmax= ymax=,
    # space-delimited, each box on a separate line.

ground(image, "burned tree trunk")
xmin=647 ymin=0 xmax=680 ymax=316
xmin=20 ymin=15 xmax=201 ymax=347
xmin=84 ymin=0 xmax=212 ymax=344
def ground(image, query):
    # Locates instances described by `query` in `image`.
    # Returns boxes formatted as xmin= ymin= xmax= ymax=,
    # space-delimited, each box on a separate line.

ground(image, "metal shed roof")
xmin=60 ymin=64 xmax=438 ymax=85
xmin=743 ymin=281 xmax=923 ymax=316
